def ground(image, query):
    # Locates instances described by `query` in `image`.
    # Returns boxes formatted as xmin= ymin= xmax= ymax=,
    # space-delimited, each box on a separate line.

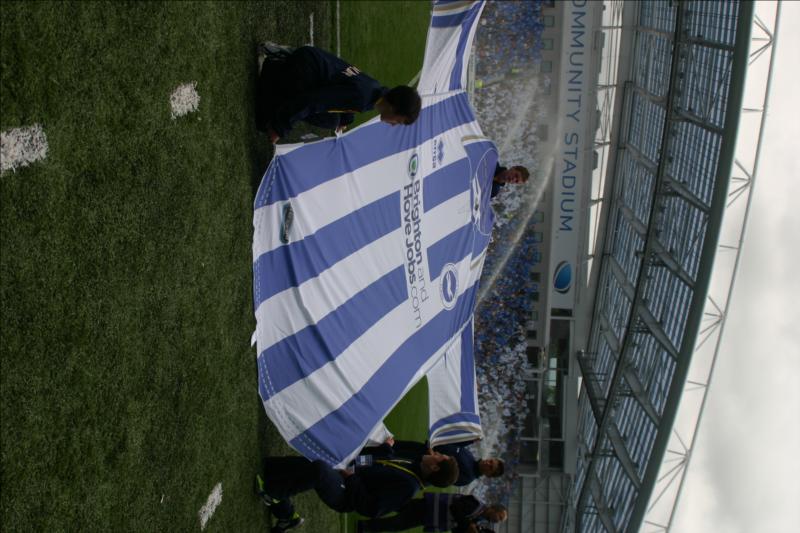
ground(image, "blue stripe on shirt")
xmin=258 ymin=266 xmax=408 ymax=398
xmin=290 ymin=281 xmax=479 ymax=463
xmin=253 ymin=191 xmax=400 ymax=307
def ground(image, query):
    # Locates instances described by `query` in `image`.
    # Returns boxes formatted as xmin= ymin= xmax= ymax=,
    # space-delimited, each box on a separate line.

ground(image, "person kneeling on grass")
xmin=357 ymin=493 xmax=508 ymax=533
xmin=255 ymin=42 xmax=422 ymax=144
xmin=254 ymin=453 xmax=458 ymax=532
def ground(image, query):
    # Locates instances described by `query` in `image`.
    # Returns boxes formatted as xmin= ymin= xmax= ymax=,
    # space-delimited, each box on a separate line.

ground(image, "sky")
xmin=673 ymin=2 xmax=800 ymax=532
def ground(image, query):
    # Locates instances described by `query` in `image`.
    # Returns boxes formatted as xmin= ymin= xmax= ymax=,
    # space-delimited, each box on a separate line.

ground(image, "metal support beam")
xmin=621 ymin=142 xmax=658 ymax=174
xmin=631 ymin=77 xmax=736 ymax=140
xmin=612 ymin=205 xmax=694 ymax=295
xmin=600 ymin=309 xmax=622 ymax=354
xmin=620 ymin=204 xmax=697 ymax=290
xmin=607 ymin=422 xmax=642 ymax=489
xmin=630 ymin=80 xmax=727 ymax=137
xmin=624 ymin=145 xmax=711 ymax=227
xmin=577 ymin=351 xmax=607 ymax=424
xmin=622 ymin=365 xmax=660 ymax=425
xmin=629 ymin=82 xmax=667 ymax=106
xmin=650 ymin=238 xmax=697 ymax=290
xmin=587 ymin=467 xmax=620 ymax=533
xmin=635 ymin=302 xmax=680 ymax=359
xmin=673 ymin=109 xmax=725 ymax=136
xmin=662 ymin=175 xmax=710 ymax=214
xmin=619 ymin=204 xmax=648 ymax=237
xmin=636 ymin=25 xmax=672 ymax=40
xmin=608 ymin=255 xmax=636 ymax=301
xmin=685 ymin=36 xmax=735 ymax=52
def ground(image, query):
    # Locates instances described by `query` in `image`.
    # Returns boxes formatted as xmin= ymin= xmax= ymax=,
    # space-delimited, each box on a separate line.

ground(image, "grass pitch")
xmin=1 ymin=1 xmax=430 ymax=531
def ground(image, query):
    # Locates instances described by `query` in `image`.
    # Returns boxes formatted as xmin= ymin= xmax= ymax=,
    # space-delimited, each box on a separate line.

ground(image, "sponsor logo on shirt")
xmin=402 ymin=152 xmax=429 ymax=328
xmin=440 ymin=263 xmax=459 ymax=310
xmin=432 ymin=138 xmax=445 ymax=169
xmin=342 ymin=65 xmax=361 ymax=77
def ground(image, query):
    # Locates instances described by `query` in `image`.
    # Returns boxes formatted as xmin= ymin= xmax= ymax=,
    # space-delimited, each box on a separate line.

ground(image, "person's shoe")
xmin=274 ymin=512 xmax=304 ymax=532
xmin=254 ymin=474 xmax=279 ymax=507
xmin=257 ymin=42 xmax=292 ymax=75
xmin=258 ymin=41 xmax=294 ymax=60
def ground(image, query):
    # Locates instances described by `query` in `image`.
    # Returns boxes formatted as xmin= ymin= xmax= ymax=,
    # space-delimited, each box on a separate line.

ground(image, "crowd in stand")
xmin=474 ymin=0 xmax=546 ymax=80
xmin=463 ymin=0 xmax=552 ymax=507
xmin=469 ymin=214 xmax=545 ymax=505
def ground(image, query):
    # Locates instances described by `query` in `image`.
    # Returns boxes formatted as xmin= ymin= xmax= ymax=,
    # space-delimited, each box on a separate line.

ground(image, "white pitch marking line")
xmin=0 ymin=124 xmax=48 ymax=175
xmin=309 ymin=13 xmax=315 ymax=46
xmin=170 ymin=81 xmax=200 ymax=119
xmin=336 ymin=0 xmax=341 ymax=56
xmin=198 ymin=482 xmax=222 ymax=530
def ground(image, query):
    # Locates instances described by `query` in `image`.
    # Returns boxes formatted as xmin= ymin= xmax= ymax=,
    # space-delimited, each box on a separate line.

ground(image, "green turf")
xmin=339 ymin=0 xmax=429 ymax=127
xmin=1 ymin=1 xmax=431 ymax=531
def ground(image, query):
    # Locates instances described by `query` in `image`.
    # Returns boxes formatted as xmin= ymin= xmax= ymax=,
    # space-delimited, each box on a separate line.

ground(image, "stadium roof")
xmin=566 ymin=1 xmax=758 ymax=531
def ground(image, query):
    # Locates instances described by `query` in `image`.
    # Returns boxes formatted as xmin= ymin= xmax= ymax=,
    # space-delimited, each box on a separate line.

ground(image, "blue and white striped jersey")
xmin=252 ymin=0 xmax=494 ymax=468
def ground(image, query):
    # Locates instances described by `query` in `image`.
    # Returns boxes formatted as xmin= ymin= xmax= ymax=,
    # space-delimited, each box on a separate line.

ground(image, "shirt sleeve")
xmin=453 ymin=447 xmax=478 ymax=486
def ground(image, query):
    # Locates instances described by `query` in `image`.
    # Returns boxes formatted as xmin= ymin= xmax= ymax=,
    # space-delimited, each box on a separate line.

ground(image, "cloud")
xmin=674 ymin=4 xmax=800 ymax=532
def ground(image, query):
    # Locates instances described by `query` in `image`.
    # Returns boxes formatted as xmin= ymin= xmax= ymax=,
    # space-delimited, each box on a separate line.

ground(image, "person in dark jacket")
xmin=255 ymin=453 xmax=458 ymax=532
xmin=491 ymin=163 xmax=530 ymax=198
xmin=357 ymin=493 xmax=507 ymax=532
xmin=360 ymin=437 xmax=504 ymax=487
xmin=433 ymin=441 xmax=504 ymax=487
xmin=357 ymin=436 xmax=428 ymax=465
xmin=256 ymin=44 xmax=422 ymax=143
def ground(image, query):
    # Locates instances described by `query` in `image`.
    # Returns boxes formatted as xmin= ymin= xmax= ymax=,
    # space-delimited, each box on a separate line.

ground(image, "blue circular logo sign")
xmin=440 ymin=263 xmax=459 ymax=310
xmin=553 ymin=261 xmax=572 ymax=294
